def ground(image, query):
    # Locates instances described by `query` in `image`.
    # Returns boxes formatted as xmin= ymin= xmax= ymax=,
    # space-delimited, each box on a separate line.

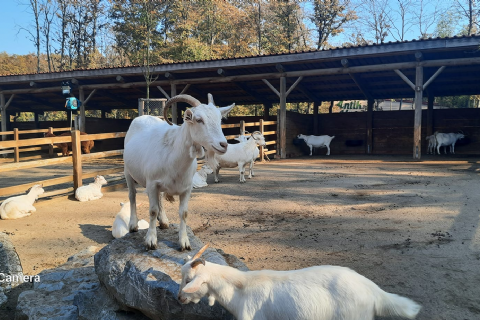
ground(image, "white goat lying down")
xmin=192 ymin=164 xmax=213 ymax=189
xmin=124 ymin=94 xmax=235 ymax=250
xmin=75 ymin=175 xmax=108 ymax=202
xmin=112 ymin=202 xmax=149 ymax=239
xmin=0 ymin=184 xmax=45 ymax=220
xmin=297 ymin=134 xmax=335 ymax=156
xmin=434 ymin=131 xmax=465 ymax=155
xmin=179 ymin=245 xmax=421 ymax=320
xmin=214 ymin=131 xmax=266 ymax=183
xmin=425 ymin=134 xmax=437 ymax=154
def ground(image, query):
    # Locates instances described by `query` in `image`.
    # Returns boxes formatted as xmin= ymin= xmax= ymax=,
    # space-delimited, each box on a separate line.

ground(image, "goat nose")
xmin=219 ymin=142 xmax=228 ymax=149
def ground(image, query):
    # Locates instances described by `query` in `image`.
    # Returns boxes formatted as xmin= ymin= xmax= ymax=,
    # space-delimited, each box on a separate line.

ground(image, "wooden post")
xmin=427 ymin=93 xmax=434 ymax=136
xmin=138 ymin=99 xmax=144 ymax=116
xmin=366 ymin=99 xmax=374 ymax=154
xmin=263 ymin=102 xmax=271 ymax=120
xmin=313 ymin=101 xmax=320 ymax=135
xmin=259 ymin=119 xmax=265 ymax=162
xmin=48 ymin=127 xmax=54 ymax=156
xmin=79 ymin=87 xmax=86 ymax=132
xmin=1 ymin=94 xmax=6 ymax=142
xmin=171 ymin=83 xmax=177 ymax=124
xmin=13 ymin=128 xmax=19 ymax=162
xmin=413 ymin=65 xmax=424 ymax=160
xmin=71 ymin=130 xmax=83 ymax=190
xmin=329 ymin=101 xmax=334 ymax=114
xmin=280 ymin=76 xmax=287 ymax=159
xmin=34 ymin=112 xmax=40 ymax=129
xmin=240 ymin=120 xmax=245 ymax=135
xmin=101 ymin=110 xmax=106 ymax=118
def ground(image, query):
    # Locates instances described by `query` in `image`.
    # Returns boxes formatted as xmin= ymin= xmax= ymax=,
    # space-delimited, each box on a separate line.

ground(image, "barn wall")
xmin=286 ymin=109 xmax=480 ymax=156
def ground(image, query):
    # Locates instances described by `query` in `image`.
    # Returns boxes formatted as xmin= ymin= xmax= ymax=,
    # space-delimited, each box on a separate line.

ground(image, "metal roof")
xmin=1 ymin=35 xmax=480 ymax=113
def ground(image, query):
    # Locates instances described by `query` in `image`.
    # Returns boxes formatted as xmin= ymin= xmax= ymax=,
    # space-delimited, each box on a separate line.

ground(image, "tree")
xmin=414 ymin=0 xmax=444 ymax=39
xmin=310 ymin=0 xmax=357 ymax=49
xmin=21 ymin=0 xmax=42 ymax=72
xmin=435 ymin=10 xmax=460 ymax=37
xmin=357 ymin=0 xmax=391 ymax=44
xmin=455 ymin=0 xmax=479 ymax=35
xmin=386 ymin=0 xmax=415 ymax=41
xmin=40 ymin=0 xmax=57 ymax=72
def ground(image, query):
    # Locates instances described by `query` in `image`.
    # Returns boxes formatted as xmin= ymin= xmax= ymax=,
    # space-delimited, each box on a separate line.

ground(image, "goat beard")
xmin=205 ymin=149 xmax=219 ymax=170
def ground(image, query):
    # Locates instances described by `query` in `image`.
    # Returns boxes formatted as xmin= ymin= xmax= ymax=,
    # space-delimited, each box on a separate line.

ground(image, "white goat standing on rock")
xmin=213 ymin=131 xmax=266 ymax=183
xmin=0 ymin=184 xmax=44 ymax=220
xmin=178 ymin=244 xmax=421 ymax=320
xmin=123 ymin=94 xmax=235 ymax=250
xmin=75 ymin=175 xmax=108 ymax=202
xmin=297 ymin=134 xmax=335 ymax=156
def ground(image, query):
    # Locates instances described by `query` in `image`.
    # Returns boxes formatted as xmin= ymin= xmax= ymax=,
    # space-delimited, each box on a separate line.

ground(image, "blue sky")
xmin=0 ymin=1 xmax=36 ymax=55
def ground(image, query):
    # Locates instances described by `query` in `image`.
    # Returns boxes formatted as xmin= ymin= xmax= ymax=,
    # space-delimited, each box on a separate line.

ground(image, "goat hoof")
xmin=129 ymin=227 xmax=138 ymax=233
xmin=159 ymin=223 xmax=169 ymax=229
xmin=180 ymin=245 xmax=192 ymax=252
xmin=146 ymin=243 xmax=158 ymax=250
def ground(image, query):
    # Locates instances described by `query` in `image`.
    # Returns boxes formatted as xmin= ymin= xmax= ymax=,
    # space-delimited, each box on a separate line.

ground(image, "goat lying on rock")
xmin=214 ymin=131 xmax=266 ymax=183
xmin=0 ymin=184 xmax=44 ymax=220
xmin=178 ymin=244 xmax=421 ymax=320
xmin=112 ymin=202 xmax=149 ymax=239
xmin=75 ymin=175 xmax=107 ymax=202
xmin=123 ymin=94 xmax=235 ymax=250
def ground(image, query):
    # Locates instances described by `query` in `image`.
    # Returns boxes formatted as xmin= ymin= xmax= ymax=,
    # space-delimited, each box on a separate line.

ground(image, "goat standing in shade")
xmin=178 ymin=244 xmax=421 ymax=320
xmin=435 ymin=131 xmax=465 ymax=154
xmin=297 ymin=134 xmax=335 ymax=156
xmin=123 ymin=94 xmax=235 ymax=250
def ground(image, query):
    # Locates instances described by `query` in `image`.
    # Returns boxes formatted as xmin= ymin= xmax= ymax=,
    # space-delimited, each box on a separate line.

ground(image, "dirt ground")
xmin=1 ymin=155 xmax=480 ymax=319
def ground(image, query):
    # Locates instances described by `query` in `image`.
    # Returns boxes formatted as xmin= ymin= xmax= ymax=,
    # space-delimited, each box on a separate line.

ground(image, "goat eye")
xmin=196 ymin=118 xmax=204 ymax=124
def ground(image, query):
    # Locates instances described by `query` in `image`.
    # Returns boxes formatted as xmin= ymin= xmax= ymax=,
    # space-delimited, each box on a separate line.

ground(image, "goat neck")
xmin=167 ymin=123 xmax=201 ymax=170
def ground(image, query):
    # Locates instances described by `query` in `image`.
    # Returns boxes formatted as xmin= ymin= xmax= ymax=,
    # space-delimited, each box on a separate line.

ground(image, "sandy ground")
xmin=1 ymin=155 xmax=480 ymax=319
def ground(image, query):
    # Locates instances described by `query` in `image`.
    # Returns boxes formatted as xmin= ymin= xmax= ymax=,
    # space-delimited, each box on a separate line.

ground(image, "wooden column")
xmin=240 ymin=120 xmax=245 ymax=135
xmin=263 ymin=102 xmax=271 ymax=120
xmin=366 ymin=99 xmax=374 ymax=154
xmin=427 ymin=93 xmax=434 ymax=136
xmin=48 ymin=127 xmax=54 ymax=156
xmin=101 ymin=110 xmax=106 ymax=119
xmin=313 ymin=101 xmax=320 ymax=135
xmin=329 ymin=101 xmax=334 ymax=114
xmin=138 ymin=99 xmax=144 ymax=116
xmin=279 ymin=76 xmax=287 ymax=159
xmin=79 ymin=87 xmax=86 ymax=132
xmin=72 ymin=130 xmax=83 ymax=190
xmin=1 ymin=94 xmax=6 ymax=141
xmin=171 ymin=83 xmax=177 ymax=124
xmin=413 ymin=65 xmax=424 ymax=159
xmin=34 ymin=112 xmax=40 ymax=129
xmin=13 ymin=128 xmax=19 ymax=162
xmin=259 ymin=119 xmax=265 ymax=162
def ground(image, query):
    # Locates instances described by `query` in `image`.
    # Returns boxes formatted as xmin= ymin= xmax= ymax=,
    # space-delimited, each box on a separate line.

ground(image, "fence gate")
xmin=138 ymin=98 xmax=167 ymax=117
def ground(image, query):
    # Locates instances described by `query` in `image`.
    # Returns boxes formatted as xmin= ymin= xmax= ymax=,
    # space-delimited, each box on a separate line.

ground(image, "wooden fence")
xmin=0 ymin=119 xmax=277 ymax=201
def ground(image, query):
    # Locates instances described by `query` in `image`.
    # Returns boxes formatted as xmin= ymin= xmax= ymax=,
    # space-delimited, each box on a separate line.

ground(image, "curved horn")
xmin=191 ymin=258 xmax=205 ymax=269
xmin=192 ymin=243 xmax=209 ymax=261
xmin=208 ymin=93 xmax=215 ymax=106
xmin=163 ymin=95 xmax=202 ymax=125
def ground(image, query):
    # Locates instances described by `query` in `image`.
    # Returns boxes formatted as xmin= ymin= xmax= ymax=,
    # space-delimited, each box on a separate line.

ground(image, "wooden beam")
xmin=234 ymin=82 xmax=273 ymax=104
xmin=348 ymin=73 xmax=372 ymax=100
xmin=165 ymin=72 xmax=175 ymax=80
xmin=79 ymin=87 xmax=86 ymax=132
xmin=171 ymin=83 xmax=177 ymax=124
xmin=83 ymin=88 xmax=97 ymax=105
xmin=285 ymin=76 xmax=303 ymax=97
xmin=366 ymin=99 xmax=374 ymax=154
xmin=97 ymin=89 xmax=131 ymax=108
xmin=179 ymin=84 xmax=190 ymax=95
xmin=427 ymin=93 xmax=434 ymax=136
xmin=329 ymin=101 xmax=334 ymax=113
xmin=1 ymin=94 xmax=7 ymax=142
xmin=423 ymin=66 xmax=446 ymax=90
xmin=279 ymin=77 xmax=286 ymax=159
xmin=29 ymin=81 xmax=37 ymax=87
xmin=116 ymin=75 xmax=125 ymax=83
xmin=217 ymin=68 xmax=227 ymax=77
xmin=13 ymin=128 xmax=19 ymax=162
xmin=157 ymin=86 xmax=170 ymax=99
xmin=394 ymin=69 xmax=416 ymax=90
xmin=264 ymin=102 xmax=272 ymax=120
xmin=413 ymin=65 xmax=424 ymax=160
xmin=71 ymin=130 xmax=82 ymax=189
xmin=262 ymin=79 xmax=280 ymax=97
xmin=314 ymin=101 xmax=320 ymax=135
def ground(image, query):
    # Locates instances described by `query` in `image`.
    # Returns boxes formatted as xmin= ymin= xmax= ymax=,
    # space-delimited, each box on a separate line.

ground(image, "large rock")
xmin=15 ymin=246 xmax=149 ymax=320
xmin=0 ymin=232 xmax=24 ymax=291
xmin=94 ymin=224 xmax=248 ymax=320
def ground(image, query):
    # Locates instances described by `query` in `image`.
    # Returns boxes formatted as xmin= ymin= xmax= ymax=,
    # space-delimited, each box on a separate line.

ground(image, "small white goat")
xmin=234 ymin=132 xmax=260 ymax=179
xmin=297 ymin=134 xmax=335 ymax=156
xmin=0 ymin=184 xmax=45 ymax=220
xmin=75 ymin=175 xmax=108 ymax=202
xmin=435 ymin=131 xmax=465 ymax=155
xmin=178 ymin=245 xmax=421 ymax=320
xmin=112 ymin=202 xmax=149 ymax=239
xmin=192 ymin=164 xmax=213 ymax=188
xmin=425 ymin=134 xmax=437 ymax=154
xmin=214 ymin=131 xmax=266 ymax=183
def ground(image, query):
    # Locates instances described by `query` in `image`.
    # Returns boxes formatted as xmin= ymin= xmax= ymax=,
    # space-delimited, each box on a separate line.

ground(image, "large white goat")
xmin=112 ymin=202 xmax=149 ymax=239
xmin=0 ymin=184 xmax=44 ymax=220
xmin=75 ymin=175 xmax=108 ymax=202
xmin=435 ymin=131 xmax=465 ymax=155
xmin=123 ymin=94 xmax=235 ymax=250
xmin=425 ymin=134 xmax=437 ymax=154
xmin=297 ymin=134 xmax=335 ymax=156
xmin=192 ymin=164 xmax=213 ymax=189
xmin=178 ymin=245 xmax=421 ymax=320
xmin=214 ymin=131 xmax=266 ymax=183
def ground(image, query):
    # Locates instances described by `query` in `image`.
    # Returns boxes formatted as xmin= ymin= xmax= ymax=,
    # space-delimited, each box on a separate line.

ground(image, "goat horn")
xmin=163 ymin=95 xmax=202 ymax=125
xmin=192 ymin=243 xmax=209 ymax=261
xmin=191 ymin=258 xmax=205 ymax=269
xmin=208 ymin=93 xmax=215 ymax=106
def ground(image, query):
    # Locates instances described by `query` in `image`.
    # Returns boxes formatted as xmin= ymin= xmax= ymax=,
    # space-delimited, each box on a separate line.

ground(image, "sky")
xmin=0 ymin=1 xmax=36 ymax=55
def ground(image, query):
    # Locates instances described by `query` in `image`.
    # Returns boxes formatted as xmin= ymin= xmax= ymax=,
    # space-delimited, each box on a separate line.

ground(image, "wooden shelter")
xmin=1 ymin=35 xmax=480 ymax=159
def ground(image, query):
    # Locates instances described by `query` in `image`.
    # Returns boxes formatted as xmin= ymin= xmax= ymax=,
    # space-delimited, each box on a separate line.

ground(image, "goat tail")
xmin=374 ymin=291 xmax=421 ymax=319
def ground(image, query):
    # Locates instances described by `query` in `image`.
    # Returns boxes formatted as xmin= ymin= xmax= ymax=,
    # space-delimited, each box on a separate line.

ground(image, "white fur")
xmin=425 ymin=134 xmax=437 ymax=154
xmin=179 ymin=258 xmax=421 ymax=320
xmin=234 ymin=133 xmax=260 ymax=179
xmin=214 ymin=131 xmax=266 ymax=183
xmin=297 ymin=134 xmax=335 ymax=156
xmin=434 ymin=132 xmax=465 ymax=154
xmin=123 ymin=94 xmax=235 ymax=250
xmin=192 ymin=165 xmax=213 ymax=189
xmin=74 ymin=175 xmax=108 ymax=202
xmin=0 ymin=185 xmax=45 ymax=220
xmin=112 ymin=202 xmax=149 ymax=239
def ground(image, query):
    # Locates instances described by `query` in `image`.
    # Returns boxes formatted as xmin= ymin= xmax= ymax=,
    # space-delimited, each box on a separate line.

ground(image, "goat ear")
xmin=184 ymin=109 xmax=194 ymax=123
xmin=219 ymin=103 xmax=235 ymax=118
xmin=191 ymin=258 xmax=205 ymax=269
xmin=182 ymin=276 xmax=205 ymax=294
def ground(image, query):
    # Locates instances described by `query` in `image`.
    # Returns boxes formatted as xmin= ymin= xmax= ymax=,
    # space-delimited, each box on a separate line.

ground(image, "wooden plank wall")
xmin=286 ymin=109 xmax=480 ymax=156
